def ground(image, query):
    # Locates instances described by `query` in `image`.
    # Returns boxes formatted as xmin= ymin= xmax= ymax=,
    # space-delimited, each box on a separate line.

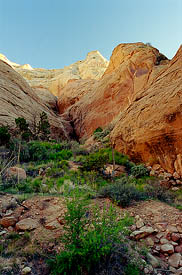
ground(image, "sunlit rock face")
xmin=58 ymin=42 xmax=182 ymax=174
xmin=110 ymin=45 xmax=182 ymax=175
xmin=0 ymin=51 xmax=109 ymax=97
xmin=58 ymin=42 xmax=169 ymax=137
xmin=0 ymin=59 xmax=72 ymax=139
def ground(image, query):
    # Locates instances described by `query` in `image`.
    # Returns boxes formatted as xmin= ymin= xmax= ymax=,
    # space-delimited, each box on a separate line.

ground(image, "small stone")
xmin=16 ymin=218 xmax=38 ymax=231
xmin=169 ymin=266 xmax=177 ymax=273
xmin=22 ymin=266 xmax=31 ymax=274
xmin=176 ymin=267 xmax=182 ymax=274
xmin=167 ymin=225 xmax=178 ymax=233
xmin=144 ymin=267 xmax=149 ymax=274
xmin=0 ymin=216 xmax=17 ymax=228
xmin=7 ymin=226 xmax=14 ymax=232
xmin=45 ymin=220 xmax=60 ymax=230
xmin=175 ymin=245 xmax=182 ymax=253
xmin=168 ymin=253 xmax=182 ymax=268
xmin=161 ymin=244 xmax=174 ymax=254
xmin=172 ymin=187 xmax=179 ymax=191
xmin=171 ymin=241 xmax=178 ymax=246
xmin=146 ymin=237 xmax=154 ymax=247
xmin=163 ymin=172 xmax=172 ymax=179
xmin=172 ymin=233 xmax=181 ymax=242
xmin=156 ymin=232 xmax=164 ymax=239
xmin=147 ymin=253 xmax=160 ymax=268
xmin=136 ymin=219 xmax=144 ymax=229
xmin=160 ymin=238 xmax=169 ymax=244
xmin=0 ymin=230 xmax=7 ymax=236
xmin=153 ymin=164 xmax=161 ymax=171
xmin=150 ymin=170 xmax=156 ymax=177
xmin=173 ymin=172 xmax=180 ymax=179
xmin=177 ymin=226 xmax=182 ymax=233
xmin=6 ymin=167 xmax=26 ymax=180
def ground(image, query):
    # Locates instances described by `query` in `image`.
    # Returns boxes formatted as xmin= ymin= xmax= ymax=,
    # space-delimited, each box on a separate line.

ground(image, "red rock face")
xmin=58 ymin=43 xmax=166 ymax=138
xmin=57 ymin=43 xmax=182 ymax=174
xmin=110 ymin=45 xmax=182 ymax=174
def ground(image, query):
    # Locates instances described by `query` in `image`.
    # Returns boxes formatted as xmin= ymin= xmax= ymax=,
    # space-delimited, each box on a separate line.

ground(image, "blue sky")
xmin=0 ymin=0 xmax=181 ymax=69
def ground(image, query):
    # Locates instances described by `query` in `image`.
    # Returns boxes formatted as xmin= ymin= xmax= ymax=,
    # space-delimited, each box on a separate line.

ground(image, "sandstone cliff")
xmin=57 ymin=42 xmax=182 ymax=175
xmin=110 ymin=45 xmax=182 ymax=175
xmin=0 ymin=60 xmax=71 ymax=139
xmin=0 ymin=51 xmax=108 ymax=97
xmin=58 ymin=43 xmax=169 ymax=137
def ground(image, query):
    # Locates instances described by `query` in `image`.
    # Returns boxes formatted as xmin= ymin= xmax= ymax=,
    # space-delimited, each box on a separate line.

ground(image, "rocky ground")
xmin=0 ymin=193 xmax=182 ymax=274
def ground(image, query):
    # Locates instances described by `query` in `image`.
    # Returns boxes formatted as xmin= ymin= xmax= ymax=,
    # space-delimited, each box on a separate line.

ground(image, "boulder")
xmin=160 ymin=244 xmax=174 ymax=254
xmin=130 ymin=226 xmax=155 ymax=240
xmin=16 ymin=218 xmax=38 ymax=231
xmin=6 ymin=167 xmax=26 ymax=180
xmin=168 ymin=253 xmax=182 ymax=268
xmin=0 ymin=216 xmax=17 ymax=228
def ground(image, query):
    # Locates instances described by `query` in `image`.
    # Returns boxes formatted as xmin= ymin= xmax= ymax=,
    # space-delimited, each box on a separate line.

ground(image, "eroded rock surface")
xmin=0 ymin=60 xmax=71 ymax=139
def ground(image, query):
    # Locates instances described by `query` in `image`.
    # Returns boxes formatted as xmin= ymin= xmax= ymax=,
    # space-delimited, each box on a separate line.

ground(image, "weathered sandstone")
xmin=0 ymin=60 xmax=71 ymax=139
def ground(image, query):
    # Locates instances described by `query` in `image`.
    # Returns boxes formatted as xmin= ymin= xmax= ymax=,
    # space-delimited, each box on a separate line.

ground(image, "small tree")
xmin=38 ymin=112 xmax=50 ymax=141
xmin=0 ymin=126 xmax=11 ymax=146
xmin=15 ymin=117 xmax=32 ymax=141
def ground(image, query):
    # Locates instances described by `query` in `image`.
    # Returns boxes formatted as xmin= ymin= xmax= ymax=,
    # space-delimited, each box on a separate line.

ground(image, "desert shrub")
xmin=15 ymin=117 xmax=32 ymax=141
xmin=93 ymin=127 xmax=103 ymax=134
xmin=130 ymin=164 xmax=149 ymax=178
xmin=0 ymin=126 xmax=11 ymax=146
xmin=81 ymin=149 xmax=109 ymax=171
xmin=70 ymin=141 xmax=88 ymax=156
xmin=144 ymin=180 xmax=175 ymax=204
xmin=38 ymin=111 xmax=50 ymax=140
xmin=49 ymin=193 xmax=134 ymax=275
xmin=99 ymin=179 xmax=147 ymax=207
xmin=49 ymin=149 xmax=72 ymax=161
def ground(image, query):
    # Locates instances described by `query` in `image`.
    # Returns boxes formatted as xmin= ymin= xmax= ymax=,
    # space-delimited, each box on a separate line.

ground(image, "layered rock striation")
xmin=0 ymin=60 xmax=71 ymax=139
xmin=57 ymin=42 xmax=182 ymax=175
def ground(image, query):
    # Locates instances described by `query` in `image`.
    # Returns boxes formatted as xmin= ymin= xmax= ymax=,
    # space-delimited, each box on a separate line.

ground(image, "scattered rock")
xmin=45 ymin=220 xmax=60 ymax=230
xmin=160 ymin=244 xmax=174 ymax=254
xmin=168 ymin=253 xmax=182 ymax=268
xmin=16 ymin=218 xmax=39 ymax=231
xmin=171 ymin=233 xmax=181 ymax=242
xmin=130 ymin=226 xmax=155 ymax=240
xmin=160 ymin=238 xmax=169 ymax=244
xmin=0 ymin=216 xmax=17 ymax=228
xmin=21 ymin=266 xmax=31 ymax=274
xmin=147 ymin=253 xmax=160 ymax=268
xmin=167 ymin=225 xmax=178 ymax=233
xmin=6 ymin=167 xmax=27 ymax=180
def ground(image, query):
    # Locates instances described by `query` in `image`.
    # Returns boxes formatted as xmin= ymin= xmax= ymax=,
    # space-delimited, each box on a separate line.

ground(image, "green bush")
xmin=99 ymin=179 xmax=147 ymax=207
xmin=93 ymin=127 xmax=103 ymax=134
xmin=49 ymin=193 xmax=134 ymax=275
xmin=81 ymin=149 xmax=109 ymax=171
xmin=130 ymin=164 xmax=149 ymax=178
xmin=0 ymin=126 xmax=11 ymax=146
xmin=144 ymin=180 xmax=175 ymax=204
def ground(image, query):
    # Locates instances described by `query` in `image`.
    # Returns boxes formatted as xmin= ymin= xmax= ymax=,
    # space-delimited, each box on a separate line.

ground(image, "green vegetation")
xmin=0 ymin=126 xmax=11 ymax=146
xmin=0 ymin=120 xmax=182 ymax=274
xmin=49 ymin=193 xmax=145 ymax=275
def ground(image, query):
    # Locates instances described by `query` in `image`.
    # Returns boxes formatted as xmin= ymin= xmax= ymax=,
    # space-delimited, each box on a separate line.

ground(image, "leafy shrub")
xmin=99 ymin=179 xmax=147 ymax=207
xmin=144 ymin=180 xmax=175 ymax=204
xmin=49 ymin=194 xmax=134 ymax=275
xmin=15 ymin=117 xmax=32 ymax=141
xmin=37 ymin=111 xmax=50 ymax=140
xmin=130 ymin=164 xmax=149 ymax=178
xmin=93 ymin=127 xmax=103 ymax=134
xmin=0 ymin=126 xmax=11 ymax=146
xmin=81 ymin=149 xmax=109 ymax=171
